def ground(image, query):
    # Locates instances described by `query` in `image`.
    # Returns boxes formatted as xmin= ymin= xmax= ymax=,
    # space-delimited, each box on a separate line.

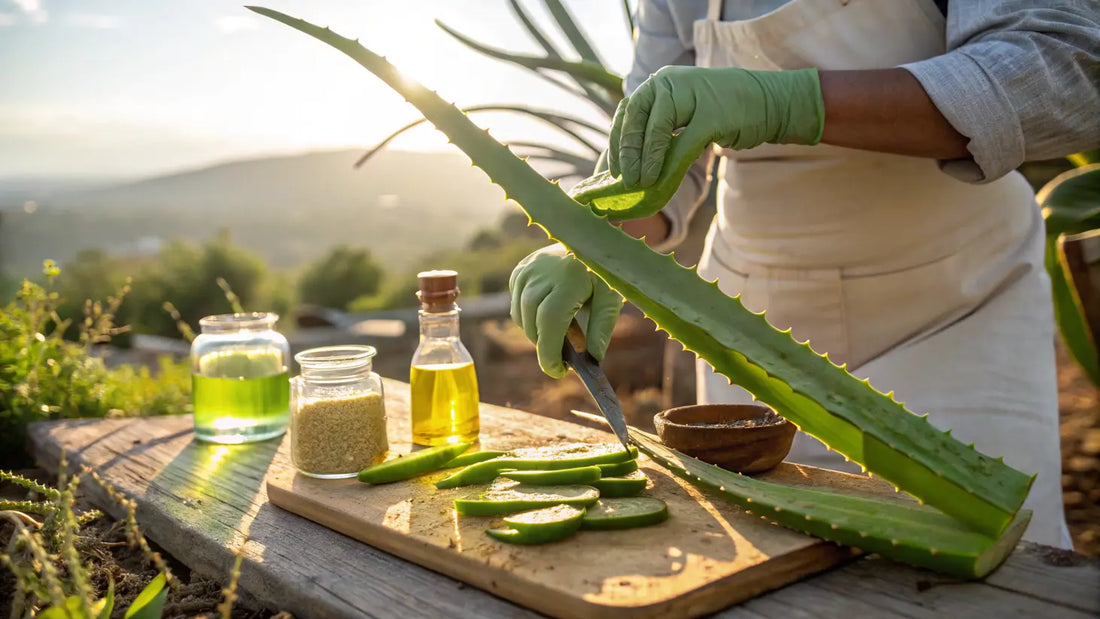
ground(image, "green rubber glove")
xmin=609 ymin=66 xmax=825 ymax=188
xmin=509 ymin=246 xmax=624 ymax=378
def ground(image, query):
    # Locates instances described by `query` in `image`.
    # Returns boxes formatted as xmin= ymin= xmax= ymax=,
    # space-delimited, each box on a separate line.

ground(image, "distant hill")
xmin=0 ymin=149 xmax=513 ymax=274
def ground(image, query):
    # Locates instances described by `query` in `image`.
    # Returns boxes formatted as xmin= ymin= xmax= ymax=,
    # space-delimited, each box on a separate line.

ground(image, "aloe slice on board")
xmin=597 ymin=459 xmax=639 ymax=477
xmin=454 ymin=481 xmax=599 ymax=516
xmin=436 ymin=443 xmax=638 ymax=489
xmin=501 ymin=466 xmax=602 ymax=485
xmin=591 ymin=470 xmax=648 ymax=497
xmin=503 ymin=504 xmax=586 ymax=536
xmin=488 ymin=504 xmax=585 ymax=545
xmin=581 ymin=497 xmax=669 ymax=530
xmin=486 ymin=525 xmax=579 ymax=545
xmin=442 ymin=450 xmax=506 ymax=468
xmin=357 ymin=442 xmax=473 ymax=484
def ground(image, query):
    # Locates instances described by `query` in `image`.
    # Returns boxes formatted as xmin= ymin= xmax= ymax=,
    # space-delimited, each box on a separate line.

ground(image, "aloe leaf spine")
xmin=247 ymin=7 xmax=1033 ymax=538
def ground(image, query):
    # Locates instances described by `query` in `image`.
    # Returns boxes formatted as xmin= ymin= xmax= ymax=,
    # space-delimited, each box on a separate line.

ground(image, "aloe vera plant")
xmin=248 ymin=8 xmax=1034 ymax=568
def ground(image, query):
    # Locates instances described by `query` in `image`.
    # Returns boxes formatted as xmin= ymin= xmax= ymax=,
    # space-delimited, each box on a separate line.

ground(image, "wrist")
xmin=617 ymin=213 xmax=670 ymax=248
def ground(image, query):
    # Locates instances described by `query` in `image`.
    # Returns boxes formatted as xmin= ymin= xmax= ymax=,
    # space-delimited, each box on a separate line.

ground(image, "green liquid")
xmin=192 ymin=371 xmax=290 ymax=444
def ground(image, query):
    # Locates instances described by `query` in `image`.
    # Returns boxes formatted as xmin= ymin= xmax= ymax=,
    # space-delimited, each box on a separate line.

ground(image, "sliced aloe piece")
xmin=486 ymin=525 xmax=578 ymax=545
xmin=357 ymin=442 xmax=472 ymax=484
xmin=581 ymin=497 xmax=669 ymax=530
xmin=503 ymin=504 xmax=586 ymax=535
xmin=436 ymin=443 xmax=637 ymax=489
xmin=591 ymin=470 xmax=648 ymax=497
xmin=501 ymin=466 xmax=602 ymax=485
xmin=454 ymin=481 xmax=599 ymax=516
xmin=443 ymin=450 xmax=506 ymax=468
xmin=597 ymin=459 xmax=639 ymax=477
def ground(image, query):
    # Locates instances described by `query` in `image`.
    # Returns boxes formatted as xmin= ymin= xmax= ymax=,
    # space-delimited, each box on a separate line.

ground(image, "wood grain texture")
xmin=28 ymin=378 xmax=1100 ymax=618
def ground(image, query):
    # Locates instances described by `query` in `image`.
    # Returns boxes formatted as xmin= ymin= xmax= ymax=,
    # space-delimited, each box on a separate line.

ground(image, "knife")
xmin=561 ymin=322 xmax=632 ymax=450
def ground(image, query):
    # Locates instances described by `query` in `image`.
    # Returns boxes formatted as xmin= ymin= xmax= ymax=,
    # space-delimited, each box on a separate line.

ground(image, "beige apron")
xmin=691 ymin=0 xmax=1071 ymax=548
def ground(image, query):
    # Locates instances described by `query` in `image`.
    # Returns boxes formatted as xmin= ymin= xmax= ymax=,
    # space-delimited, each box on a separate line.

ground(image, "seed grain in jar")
xmin=292 ymin=391 xmax=387 ymax=476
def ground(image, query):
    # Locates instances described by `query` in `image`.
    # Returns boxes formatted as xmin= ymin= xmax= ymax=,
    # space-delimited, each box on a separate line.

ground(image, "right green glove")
xmin=509 ymin=246 xmax=624 ymax=378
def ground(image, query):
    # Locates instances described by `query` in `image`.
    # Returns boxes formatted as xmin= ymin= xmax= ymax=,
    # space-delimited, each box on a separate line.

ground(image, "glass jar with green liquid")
xmin=190 ymin=313 xmax=291 ymax=444
xmin=410 ymin=270 xmax=480 ymax=446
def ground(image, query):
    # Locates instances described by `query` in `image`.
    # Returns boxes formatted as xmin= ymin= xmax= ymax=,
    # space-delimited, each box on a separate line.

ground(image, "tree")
xmin=298 ymin=245 xmax=384 ymax=310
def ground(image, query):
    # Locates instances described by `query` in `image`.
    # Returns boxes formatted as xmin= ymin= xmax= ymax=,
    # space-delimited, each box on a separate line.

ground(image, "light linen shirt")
xmin=629 ymin=0 xmax=1100 ymax=248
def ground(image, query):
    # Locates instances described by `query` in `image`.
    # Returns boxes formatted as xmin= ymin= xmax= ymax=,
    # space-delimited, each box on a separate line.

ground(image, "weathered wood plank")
xmin=28 ymin=378 xmax=1100 ymax=618
xmin=29 ymin=410 xmax=540 ymax=617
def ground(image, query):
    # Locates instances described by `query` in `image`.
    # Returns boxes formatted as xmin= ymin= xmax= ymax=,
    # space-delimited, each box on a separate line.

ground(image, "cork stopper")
xmin=417 ymin=269 xmax=460 ymax=312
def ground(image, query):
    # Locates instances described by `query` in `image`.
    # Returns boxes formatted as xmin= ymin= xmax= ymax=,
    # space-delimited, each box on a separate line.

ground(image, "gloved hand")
xmin=609 ymin=66 xmax=824 ymax=188
xmin=509 ymin=245 xmax=623 ymax=378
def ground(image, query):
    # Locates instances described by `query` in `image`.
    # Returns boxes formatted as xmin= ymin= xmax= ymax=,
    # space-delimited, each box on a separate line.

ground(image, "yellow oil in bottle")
xmin=410 ymin=361 xmax=480 ymax=446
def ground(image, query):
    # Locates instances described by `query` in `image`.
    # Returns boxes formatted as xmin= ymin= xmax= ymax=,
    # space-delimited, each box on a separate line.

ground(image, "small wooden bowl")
xmin=653 ymin=404 xmax=796 ymax=474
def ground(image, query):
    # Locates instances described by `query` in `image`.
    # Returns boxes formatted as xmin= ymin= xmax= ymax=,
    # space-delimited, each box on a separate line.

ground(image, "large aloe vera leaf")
xmin=248 ymin=8 xmax=1032 ymax=537
xmin=626 ymin=426 xmax=1030 ymax=579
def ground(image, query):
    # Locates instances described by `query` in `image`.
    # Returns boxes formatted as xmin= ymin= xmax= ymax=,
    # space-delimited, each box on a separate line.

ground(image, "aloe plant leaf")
xmin=354 ymin=104 xmax=605 ymax=169
xmin=622 ymin=0 xmax=635 ymax=37
xmin=1038 ymin=164 xmax=1100 ymax=386
xmin=437 ymin=17 xmax=622 ymax=94
xmin=624 ymin=424 xmax=1030 ymax=579
xmin=435 ymin=19 xmax=622 ymax=108
xmin=505 ymin=0 xmax=621 ymax=114
xmin=508 ymin=0 xmax=564 ymax=59
xmin=1039 ymin=165 xmax=1100 ymax=237
xmin=1068 ymin=149 xmax=1100 ymax=167
xmin=541 ymin=0 xmax=605 ymax=69
xmin=247 ymin=6 xmax=1033 ymax=538
xmin=123 ymin=573 xmax=167 ymax=619
xmin=507 ymin=141 xmax=596 ymax=171
xmin=1045 ymin=237 xmax=1100 ymax=385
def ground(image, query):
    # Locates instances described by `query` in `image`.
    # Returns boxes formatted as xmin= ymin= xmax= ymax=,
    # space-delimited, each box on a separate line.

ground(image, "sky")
xmin=0 ymin=0 xmax=634 ymax=180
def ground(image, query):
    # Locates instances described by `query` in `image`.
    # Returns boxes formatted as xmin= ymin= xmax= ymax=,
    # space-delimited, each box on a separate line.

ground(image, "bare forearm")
xmin=819 ymin=69 xmax=969 ymax=160
xmin=618 ymin=214 xmax=670 ymax=248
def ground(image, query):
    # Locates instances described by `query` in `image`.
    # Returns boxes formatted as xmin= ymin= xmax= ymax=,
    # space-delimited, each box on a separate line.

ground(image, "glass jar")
xmin=190 ymin=313 xmax=291 ymax=444
xmin=291 ymin=345 xmax=388 ymax=479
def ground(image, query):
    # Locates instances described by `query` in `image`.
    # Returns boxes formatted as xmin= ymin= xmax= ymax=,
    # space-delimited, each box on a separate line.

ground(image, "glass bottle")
xmin=291 ymin=345 xmax=388 ymax=479
xmin=410 ymin=270 xmax=480 ymax=446
xmin=190 ymin=312 xmax=290 ymax=444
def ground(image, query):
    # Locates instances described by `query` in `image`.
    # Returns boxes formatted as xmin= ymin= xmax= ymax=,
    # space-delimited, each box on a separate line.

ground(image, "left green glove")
xmin=609 ymin=66 xmax=825 ymax=188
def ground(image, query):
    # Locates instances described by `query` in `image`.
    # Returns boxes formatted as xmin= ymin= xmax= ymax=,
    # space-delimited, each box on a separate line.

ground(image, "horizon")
xmin=0 ymin=0 xmax=632 ymax=180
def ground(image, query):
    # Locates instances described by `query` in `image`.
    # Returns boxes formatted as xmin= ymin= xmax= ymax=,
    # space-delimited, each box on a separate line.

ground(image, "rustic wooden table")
xmin=29 ymin=379 xmax=1099 ymax=618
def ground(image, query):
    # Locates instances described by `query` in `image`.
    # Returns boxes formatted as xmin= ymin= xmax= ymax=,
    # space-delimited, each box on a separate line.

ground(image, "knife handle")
xmin=565 ymin=320 xmax=588 ymax=354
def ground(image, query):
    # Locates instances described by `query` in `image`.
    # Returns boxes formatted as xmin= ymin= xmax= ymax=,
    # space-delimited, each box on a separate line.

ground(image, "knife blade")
xmin=561 ymin=322 xmax=632 ymax=450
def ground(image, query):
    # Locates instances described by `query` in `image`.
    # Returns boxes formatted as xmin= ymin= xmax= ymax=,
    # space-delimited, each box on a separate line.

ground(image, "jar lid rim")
xmin=295 ymin=345 xmax=377 ymax=367
xmin=199 ymin=312 xmax=279 ymax=329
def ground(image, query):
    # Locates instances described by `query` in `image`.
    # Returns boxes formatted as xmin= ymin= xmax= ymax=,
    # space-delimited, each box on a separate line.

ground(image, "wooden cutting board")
xmin=268 ymin=387 xmax=901 ymax=618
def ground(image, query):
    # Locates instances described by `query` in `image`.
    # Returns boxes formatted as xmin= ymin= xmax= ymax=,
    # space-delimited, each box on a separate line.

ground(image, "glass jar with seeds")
xmin=291 ymin=345 xmax=388 ymax=479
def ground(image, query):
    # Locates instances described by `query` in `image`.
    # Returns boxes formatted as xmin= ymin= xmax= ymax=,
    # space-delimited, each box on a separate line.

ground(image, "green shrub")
xmin=297 ymin=245 xmax=383 ymax=310
xmin=0 ymin=262 xmax=191 ymax=468
xmin=123 ymin=232 xmax=271 ymax=339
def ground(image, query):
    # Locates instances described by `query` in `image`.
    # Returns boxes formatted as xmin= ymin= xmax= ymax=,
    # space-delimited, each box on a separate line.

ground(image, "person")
xmin=509 ymin=0 xmax=1100 ymax=549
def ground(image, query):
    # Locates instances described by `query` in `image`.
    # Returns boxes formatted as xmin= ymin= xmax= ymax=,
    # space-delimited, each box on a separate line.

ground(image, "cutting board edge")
xmin=267 ymin=476 xmax=858 ymax=618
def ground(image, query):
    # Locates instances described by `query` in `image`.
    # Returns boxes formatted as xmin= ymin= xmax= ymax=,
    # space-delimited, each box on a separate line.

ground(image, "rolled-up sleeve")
xmin=901 ymin=1 xmax=1100 ymax=183
xmin=627 ymin=0 xmax=714 ymax=251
